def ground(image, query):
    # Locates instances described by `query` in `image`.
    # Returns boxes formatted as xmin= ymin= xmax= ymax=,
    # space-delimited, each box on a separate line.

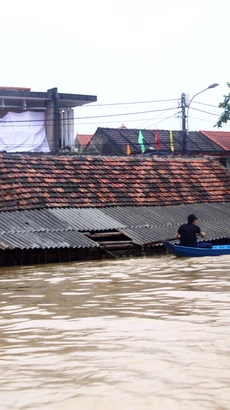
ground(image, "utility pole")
xmin=181 ymin=93 xmax=187 ymax=155
xmin=180 ymin=84 xmax=219 ymax=156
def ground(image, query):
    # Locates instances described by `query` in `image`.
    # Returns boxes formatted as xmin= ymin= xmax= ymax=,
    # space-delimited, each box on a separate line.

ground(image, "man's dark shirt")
xmin=178 ymin=223 xmax=201 ymax=247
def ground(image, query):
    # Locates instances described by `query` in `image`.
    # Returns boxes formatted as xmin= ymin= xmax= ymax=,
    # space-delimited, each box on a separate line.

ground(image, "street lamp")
xmin=182 ymin=83 xmax=219 ymax=154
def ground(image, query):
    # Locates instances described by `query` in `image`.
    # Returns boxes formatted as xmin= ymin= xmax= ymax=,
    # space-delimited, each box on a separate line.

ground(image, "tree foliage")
xmin=215 ymin=82 xmax=230 ymax=128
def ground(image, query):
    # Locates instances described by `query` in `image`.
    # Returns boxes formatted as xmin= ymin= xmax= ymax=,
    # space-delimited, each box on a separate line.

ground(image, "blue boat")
xmin=163 ymin=241 xmax=230 ymax=257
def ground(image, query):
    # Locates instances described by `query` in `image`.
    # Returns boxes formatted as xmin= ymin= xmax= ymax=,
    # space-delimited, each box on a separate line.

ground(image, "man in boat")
xmin=174 ymin=214 xmax=206 ymax=247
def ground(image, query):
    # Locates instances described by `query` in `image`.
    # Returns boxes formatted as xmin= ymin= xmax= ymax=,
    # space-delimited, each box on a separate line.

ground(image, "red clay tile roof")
xmin=75 ymin=134 xmax=93 ymax=147
xmin=200 ymin=131 xmax=230 ymax=151
xmin=0 ymin=154 xmax=229 ymax=212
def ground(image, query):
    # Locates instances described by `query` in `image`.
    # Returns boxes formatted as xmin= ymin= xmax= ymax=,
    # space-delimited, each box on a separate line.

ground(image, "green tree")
xmin=216 ymin=82 xmax=230 ymax=128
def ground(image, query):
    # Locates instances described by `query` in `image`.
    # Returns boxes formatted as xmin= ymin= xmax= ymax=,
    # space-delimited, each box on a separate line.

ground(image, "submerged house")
xmin=0 ymin=153 xmax=230 ymax=266
xmin=83 ymin=127 xmax=230 ymax=168
xmin=0 ymin=86 xmax=97 ymax=153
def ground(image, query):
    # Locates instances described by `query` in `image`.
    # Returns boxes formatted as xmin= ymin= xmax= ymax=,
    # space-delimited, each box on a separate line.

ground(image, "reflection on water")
xmin=0 ymin=255 xmax=230 ymax=410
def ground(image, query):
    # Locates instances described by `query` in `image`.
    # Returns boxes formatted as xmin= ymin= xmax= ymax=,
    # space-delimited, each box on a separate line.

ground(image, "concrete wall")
xmin=45 ymin=100 xmax=55 ymax=152
xmin=46 ymin=88 xmax=74 ymax=153
xmin=46 ymin=88 xmax=60 ymax=153
xmin=60 ymin=108 xmax=74 ymax=150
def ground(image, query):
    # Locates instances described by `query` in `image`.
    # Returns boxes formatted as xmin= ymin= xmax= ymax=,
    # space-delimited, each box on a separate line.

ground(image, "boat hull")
xmin=163 ymin=242 xmax=230 ymax=257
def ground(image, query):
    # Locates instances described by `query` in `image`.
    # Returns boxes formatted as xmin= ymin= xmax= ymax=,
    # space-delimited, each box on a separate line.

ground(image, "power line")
xmin=189 ymin=116 xmax=230 ymax=127
xmin=0 ymin=99 xmax=221 ymax=126
xmin=189 ymin=107 xmax=220 ymax=117
xmin=77 ymin=117 xmax=173 ymax=126
xmin=81 ymin=98 xmax=178 ymax=107
xmin=0 ymin=106 xmax=178 ymax=125
xmin=137 ymin=105 xmax=179 ymax=128
xmin=0 ymin=114 xmax=228 ymax=150
xmin=77 ymin=114 xmax=179 ymax=126
xmin=192 ymin=101 xmax=220 ymax=109
xmin=146 ymin=112 xmax=181 ymax=129
xmin=16 ymin=116 xmax=179 ymax=128
xmin=76 ymin=106 xmax=177 ymax=120
xmin=189 ymin=116 xmax=218 ymax=123
xmin=0 ymin=113 xmax=180 ymax=129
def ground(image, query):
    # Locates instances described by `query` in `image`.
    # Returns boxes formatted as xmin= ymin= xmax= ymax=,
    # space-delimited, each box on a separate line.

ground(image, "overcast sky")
xmin=1 ymin=0 xmax=230 ymax=134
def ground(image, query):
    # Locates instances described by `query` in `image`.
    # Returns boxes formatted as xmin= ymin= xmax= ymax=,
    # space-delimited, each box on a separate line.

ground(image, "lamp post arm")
xmin=187 ymin=83 xmax=219 ymax=130
xmin=188 ymin=87 xmax=209 ymax=108
xmin=182 ymin=83 xmax=218 ymax=155
xmin=186 ymin=87 xmax=209 ymax=131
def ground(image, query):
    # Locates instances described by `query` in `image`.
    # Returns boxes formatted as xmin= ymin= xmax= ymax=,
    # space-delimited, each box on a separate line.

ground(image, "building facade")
xmin=0 ymin=86 xmax=97 ymax=153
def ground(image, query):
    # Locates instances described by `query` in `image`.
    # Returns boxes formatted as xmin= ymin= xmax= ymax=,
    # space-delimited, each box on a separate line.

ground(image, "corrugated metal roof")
xmin=49 ymin=208 xmax=125 ymax=231
xmin=115 ymin=203 xmax=230 ymax=245
xmin=120 ymin=226 xmax=176 ymax=245
xmin=0 ymin=209 xmax=72 ymax=234
xmin=120 ymin=218 xmax=230 ymax=246
xmin=4 ymin=204 xmax=230 ymax=236
xmin=102 ymin=203 xmax=230 ymax=229
xmin=0 ymin=209 xmax=99 ymax=250
xmin=0 ymin=230 xmax=99 ymax=250
xmin=0 ymin=202 xmax=230 ymax=250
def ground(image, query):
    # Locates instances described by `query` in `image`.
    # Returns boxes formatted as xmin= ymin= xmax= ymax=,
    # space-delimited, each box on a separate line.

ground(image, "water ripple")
xmin=0 ymin=255 xmax=230 ymax=409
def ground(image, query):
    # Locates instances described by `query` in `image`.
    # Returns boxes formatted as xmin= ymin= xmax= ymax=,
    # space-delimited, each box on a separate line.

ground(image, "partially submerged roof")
xmin=200 ymin=130 xmax=230 ymax=151
xmin=0 ymin=154 xmax=230 ymax=212
xmin=83 ymin=127 xmax=223 ymax=155
xmin=0 ymin=208 xmax=99 ymax=250
xmin=0 ymin=203 xmax=230 ymax=250
xmin=0 ymin=86 xmax=97 ymax=110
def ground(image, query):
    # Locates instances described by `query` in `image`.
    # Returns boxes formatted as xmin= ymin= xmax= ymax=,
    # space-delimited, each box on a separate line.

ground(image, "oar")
xmin=143 ymin=237 xmax=176 ymax=246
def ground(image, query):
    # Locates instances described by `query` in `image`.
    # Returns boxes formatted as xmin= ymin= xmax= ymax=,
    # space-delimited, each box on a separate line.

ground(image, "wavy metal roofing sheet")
xmin=102 ymin=203 xmax=230 ymax=229
xmin=0 ymin=202 xmax=230 ymax=250
xmin=49 ymin=208 xmax=125 ymax=231
xmin=0 ymin=209 xmax=72 ymax=234
xmin=0 ymin=230 xmax=99 ymax=250
xmin=120 ymin=226 xmax=176 ymax=245
xmin=120 ymin=218 xmax=230 ymax=246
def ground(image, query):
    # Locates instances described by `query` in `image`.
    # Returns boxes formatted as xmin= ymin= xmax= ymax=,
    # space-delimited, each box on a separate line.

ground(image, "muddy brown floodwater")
xmin=0 ymin=254 xmax=230 ymax=410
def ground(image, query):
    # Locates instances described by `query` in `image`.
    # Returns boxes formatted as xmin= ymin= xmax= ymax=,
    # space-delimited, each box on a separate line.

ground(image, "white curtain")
xmin=0 ymin=111 xmax=50 ymax=152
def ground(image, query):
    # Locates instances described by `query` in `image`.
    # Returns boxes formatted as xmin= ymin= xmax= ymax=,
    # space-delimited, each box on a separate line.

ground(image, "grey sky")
xmin=1 ymin=0 xmax=229 ymax=134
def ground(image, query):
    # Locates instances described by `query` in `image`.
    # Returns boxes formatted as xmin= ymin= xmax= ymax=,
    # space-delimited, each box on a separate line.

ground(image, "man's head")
xmin=187 ymin=214 xmax=198 ymax=224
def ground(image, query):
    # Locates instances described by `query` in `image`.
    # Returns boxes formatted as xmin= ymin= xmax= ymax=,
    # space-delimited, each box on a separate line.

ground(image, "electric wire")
xmin=189 ymin=107 xmax=220 ymax=117
xmin=0 ymin=95 xmax=226 ymax=151
xmin=146 ymin=111 xmax=181 ymax=129
xmin=192 ymin=101 xmax=221 ymax=109
xmin=189 ymin=116 xmax=219 ymax=124
xmin=0 ymin=107 xmax=178 ymax=127
xmin=0 ymin=100 xmax=220 ymax=126
xmin=80 ymin=98 xmax=178 ymax=107
xmin=137 ymin=105 xmax=179 ymax=128
xmin=0 ymin=114 xmax=181 ymax=149
xmin=0 ymin=106 xmax=178 ymax=125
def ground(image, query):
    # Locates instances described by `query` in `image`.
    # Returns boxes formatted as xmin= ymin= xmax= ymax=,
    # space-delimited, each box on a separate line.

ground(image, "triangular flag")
xmin=169 ymin=130 xmax=174 ymax=152
xmin=126 ymin=144 xmax=131 ymax=155
xmin=155 ymin=130 xmax=161 ymax=150
xmin=138 ymin=130 xmax=145 ymax=153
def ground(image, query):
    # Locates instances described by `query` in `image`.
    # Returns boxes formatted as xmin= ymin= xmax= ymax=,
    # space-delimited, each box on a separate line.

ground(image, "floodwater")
xmin=0 ymin=255 xmax=230 ymax=410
